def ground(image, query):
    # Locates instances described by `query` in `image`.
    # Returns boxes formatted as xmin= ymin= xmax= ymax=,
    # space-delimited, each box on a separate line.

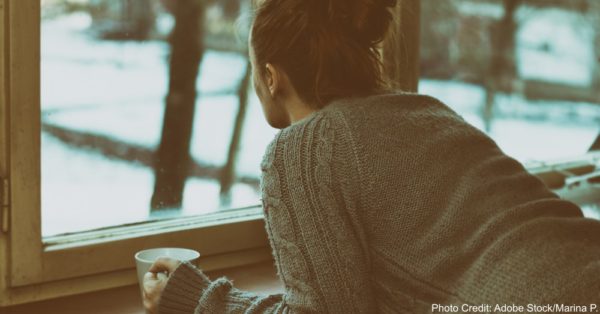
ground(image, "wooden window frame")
xmin=0 ymin=0 xmax=272 ymax=306
xmin=0 ymin=0 xmax=419 ymax=305
xmin=0 ymin=0 xmax=597 ymax=307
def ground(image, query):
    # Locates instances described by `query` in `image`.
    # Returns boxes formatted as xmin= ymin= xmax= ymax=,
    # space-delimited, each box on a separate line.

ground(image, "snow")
xmin=456 ymin=1 xmax=505 ymax=19
xmin=40 ymin=11 xmax=600 ymax=236
xmin=455 ymin=3 xmax=596 ymax=87
xmin=42 ymin=133 xmax=154 ymax=235
xmin=41 ymin=12 xmax=279 ymax=236
xmin=420 ymin=79 xmax=599 ymax=163
xmin=516 ymin=7 xmax=596 ymax=87
xmin=582 ymin=203 xmax=600 ymax=220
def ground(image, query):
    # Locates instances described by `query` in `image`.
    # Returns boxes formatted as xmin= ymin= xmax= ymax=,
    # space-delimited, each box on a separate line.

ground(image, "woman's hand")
xmin=143 ymin=257 xmax=182 ymax=314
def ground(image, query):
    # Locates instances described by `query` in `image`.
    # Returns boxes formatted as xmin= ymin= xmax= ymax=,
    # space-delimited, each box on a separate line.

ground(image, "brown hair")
xmin=251 ymin=0 xmax=397 ymax=108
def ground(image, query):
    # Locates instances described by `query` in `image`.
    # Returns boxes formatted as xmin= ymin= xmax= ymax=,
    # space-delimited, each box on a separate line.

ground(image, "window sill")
xmin=3 ymin=261 xmax=284 ymax=314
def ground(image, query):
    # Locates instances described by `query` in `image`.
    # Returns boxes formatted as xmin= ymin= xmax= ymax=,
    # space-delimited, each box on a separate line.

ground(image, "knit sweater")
xmin=158 ymin=93 xmax=600 ymax=313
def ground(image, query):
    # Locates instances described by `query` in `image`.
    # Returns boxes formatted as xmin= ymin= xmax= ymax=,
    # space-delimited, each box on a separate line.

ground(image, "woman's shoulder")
xmin=273 ymin=91 xmax=453 ymax=139
xmin=260 ymin=91 xmax=474 ymax=170
xmin=321 ymin=91 xmax=472 ymax=138
xmin=260 ymin=111 xmax=329 ymax=173
xmin=325 ymin=91 xmax=456 ymax=118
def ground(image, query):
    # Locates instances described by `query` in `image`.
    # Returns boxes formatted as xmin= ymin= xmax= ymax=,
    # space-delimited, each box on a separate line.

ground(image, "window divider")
xmin=8 ymin=0 xmax=43 ymax=287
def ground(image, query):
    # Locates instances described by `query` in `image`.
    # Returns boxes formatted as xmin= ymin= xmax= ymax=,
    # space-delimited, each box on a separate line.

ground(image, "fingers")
xmin=143 ymin=270 xmax=169 ymax=314
xmin=143 ymin=273 xmax=166 ymax=313
xmin=143 ymin=258 xmax=183 ymax=314
xmin=143 ymin=297 xmax=155 ymax=314
xmin=143 ymin=271 xmax=157 ymax=282
xmin=148 ymin=256 xmax=182 ymax=274
xmin=156 ymin=272 xmax=168 ymax=281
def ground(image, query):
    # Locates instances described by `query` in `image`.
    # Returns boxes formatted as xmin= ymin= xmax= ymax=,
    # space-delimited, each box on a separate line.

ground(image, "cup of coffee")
xmin=134 ymin=248 xmax=200 ymax=297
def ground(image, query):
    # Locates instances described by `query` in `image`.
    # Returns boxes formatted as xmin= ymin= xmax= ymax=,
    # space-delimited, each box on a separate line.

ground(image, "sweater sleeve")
xmin=158 ymin=113 xmax=375 ymax=313
xmin=158 ymin=262 xmax=285 ymax=313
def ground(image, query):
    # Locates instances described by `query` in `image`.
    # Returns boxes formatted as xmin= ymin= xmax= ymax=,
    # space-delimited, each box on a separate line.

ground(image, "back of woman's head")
xmin=251 ymin=0 xmax=397 ymax=108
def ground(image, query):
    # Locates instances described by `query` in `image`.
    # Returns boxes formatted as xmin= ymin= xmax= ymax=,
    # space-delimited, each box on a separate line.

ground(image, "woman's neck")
xmin=285 ymin=96 xmax=317 ymax=125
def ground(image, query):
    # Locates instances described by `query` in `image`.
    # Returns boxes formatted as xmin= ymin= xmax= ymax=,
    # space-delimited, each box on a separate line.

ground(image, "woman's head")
xmin=249 ymin=0 xmax=397 ymax=128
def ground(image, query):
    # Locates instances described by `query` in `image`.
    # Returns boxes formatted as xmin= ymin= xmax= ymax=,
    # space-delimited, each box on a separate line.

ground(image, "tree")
xmin=121 ymin=0 xmax=155 ymax=40
xmin=219 ymin=62 xmax=251 ymax=207
xmin=419 ymin=0 xmax=459 ymax=80
xmin=589 ymin=1 xmax=600 ymax=99
xmin=482 ymin=0 xmax=521 ymax=132
xmin=151 ymin=0 xmax=205 ymax=210
xmin=90 ymin=0 xmax=156 ymax=41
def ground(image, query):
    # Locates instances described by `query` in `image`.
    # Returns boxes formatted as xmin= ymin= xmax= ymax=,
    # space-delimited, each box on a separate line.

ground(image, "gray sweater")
xmin=158 ymin=93 xmax=600 ymax=313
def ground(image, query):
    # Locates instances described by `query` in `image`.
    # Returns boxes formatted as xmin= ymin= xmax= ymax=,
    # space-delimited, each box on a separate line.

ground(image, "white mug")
xmin=134 ymin=247 xmax=200 ymax=299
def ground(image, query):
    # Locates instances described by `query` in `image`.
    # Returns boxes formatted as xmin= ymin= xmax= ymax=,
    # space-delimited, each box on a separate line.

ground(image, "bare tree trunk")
xmin=588 ymin=1 xmax=600 ymax=152
xmin=219 ymin=62 xmax=251 ymax=207
xmin=151 ymin=0 xmax=205 ymax=210
xmin=589 ymin=2 xmax=600 ymax=100
xmin=383 ymin=0 xmax=421 ymax=92
xmin=222 ymin=0 xmax=241 ymax=19
xmin=590 ymin=135 xmax=600 ymax=151
xmin=123 ymin=0 xmax=155 ymax=40
xmin=483 ymin=0 xmax=520 ymax=132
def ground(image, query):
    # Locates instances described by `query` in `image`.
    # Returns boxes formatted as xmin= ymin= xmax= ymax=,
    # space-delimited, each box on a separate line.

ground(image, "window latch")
xmin=0 ymin=176 xmax=8 ymax=233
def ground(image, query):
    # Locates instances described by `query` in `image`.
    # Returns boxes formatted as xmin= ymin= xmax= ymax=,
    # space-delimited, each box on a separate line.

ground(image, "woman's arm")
xmin=153 ymin=261 xmax=285 ymax=313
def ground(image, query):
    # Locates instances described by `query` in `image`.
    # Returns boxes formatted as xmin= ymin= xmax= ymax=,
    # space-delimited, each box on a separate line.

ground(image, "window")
xmin=419 ymin=0 xmax=599 ymax=163
xmin=1 ymin=0 xmax=597 ymax=307
xmin=0 ymin=0 xmax=421 ymax=306
xmin=1 ymin=0 xmax=273 ymax=305
xmin=418 ymin=0 xmax=600 ymax=220
xmin=40 ymin=0 xmax=275 ymax=237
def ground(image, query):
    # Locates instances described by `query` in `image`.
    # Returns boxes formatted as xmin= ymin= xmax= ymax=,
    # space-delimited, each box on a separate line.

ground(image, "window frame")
xmin=0 ymin=1 xmax=422 ymax=305
xmin=0 ymin=0 xmax=272 ymax=306
xmin=12 ymin=0 xmax=598 ymax=307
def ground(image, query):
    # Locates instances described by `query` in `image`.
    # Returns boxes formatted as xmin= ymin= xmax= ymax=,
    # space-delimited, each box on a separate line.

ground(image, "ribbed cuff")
xmin=158 ymin=262 xmax=211 ymax=314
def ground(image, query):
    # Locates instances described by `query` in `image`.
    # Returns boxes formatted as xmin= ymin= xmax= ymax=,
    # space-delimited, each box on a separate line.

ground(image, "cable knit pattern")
xmin=158 ymin=93 xmax=600 ymax=314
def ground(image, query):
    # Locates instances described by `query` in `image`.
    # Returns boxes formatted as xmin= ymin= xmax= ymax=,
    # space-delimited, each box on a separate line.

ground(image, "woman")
xmin=143 ymin=0 xmax=600 ymax=313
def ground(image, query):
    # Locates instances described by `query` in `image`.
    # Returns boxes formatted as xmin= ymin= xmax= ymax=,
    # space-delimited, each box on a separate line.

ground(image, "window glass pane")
xmin=420 ymin=0 xmax=600 ymax=163
xmin=41 ymin=0 xmax=274 ymax=237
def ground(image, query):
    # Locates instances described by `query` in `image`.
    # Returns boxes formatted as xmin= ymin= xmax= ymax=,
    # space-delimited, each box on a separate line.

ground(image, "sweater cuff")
xmin=158 ymin=262 xmax=211 ymax=314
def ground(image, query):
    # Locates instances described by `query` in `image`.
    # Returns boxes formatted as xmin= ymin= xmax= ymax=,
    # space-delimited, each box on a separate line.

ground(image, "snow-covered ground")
xmin=41 ymin=12 xmax=600 ymax=236
xmin=517 ymin=7 xmax=596 ymax=87
xmin=419 ymin=80 xmax=599 ymax=162
xmin=41 ymin=13 xmax=278 ymax=236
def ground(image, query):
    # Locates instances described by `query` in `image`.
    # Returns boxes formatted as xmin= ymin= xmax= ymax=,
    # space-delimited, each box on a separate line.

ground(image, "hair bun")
xmin=315 ymin=0 xmax=397 ymax=45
